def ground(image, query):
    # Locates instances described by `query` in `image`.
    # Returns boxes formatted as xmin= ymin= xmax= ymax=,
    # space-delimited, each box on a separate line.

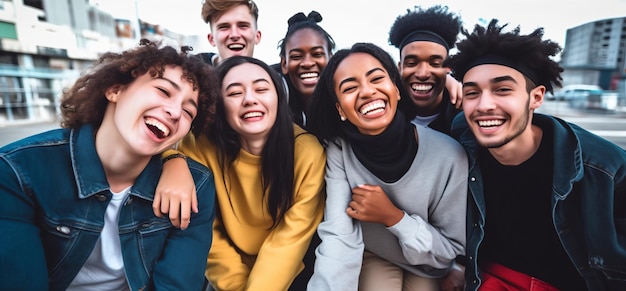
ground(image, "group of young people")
xmin=1 ymin=0 xmax=625 ymax=291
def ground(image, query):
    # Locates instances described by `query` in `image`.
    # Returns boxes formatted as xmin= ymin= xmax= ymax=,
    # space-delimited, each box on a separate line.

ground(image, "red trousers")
xmin=479 ymin=262 xmax=559 ymax=291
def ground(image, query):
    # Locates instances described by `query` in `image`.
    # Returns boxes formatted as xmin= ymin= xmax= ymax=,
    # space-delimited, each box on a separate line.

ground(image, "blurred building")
xmin=0 ymin=0 xmax=202 ymax=126
xmin=560 ymin=16 xmax=626 ymax=99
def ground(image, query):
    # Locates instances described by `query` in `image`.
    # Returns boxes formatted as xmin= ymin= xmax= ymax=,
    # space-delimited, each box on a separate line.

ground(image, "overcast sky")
xmin=94 ymin=0 xmax=626 ymax=64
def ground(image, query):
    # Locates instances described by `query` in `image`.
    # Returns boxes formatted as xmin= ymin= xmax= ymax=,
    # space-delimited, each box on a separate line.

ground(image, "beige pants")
xmin=358 ymin=251 xmax=439 ymax=291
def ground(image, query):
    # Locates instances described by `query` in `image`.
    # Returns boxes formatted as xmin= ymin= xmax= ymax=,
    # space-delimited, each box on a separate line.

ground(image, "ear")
xmin=105 ymin=86 xmax=121 ymax=102
xmin=254 ymin=30 xmax=262 ymax=44
xmin=280 ymin=57 xmax=288 ymax=75
xmin=335 ymin=102 xmax=346 ymax=121
xmin=397 ymin=61 xmax=402 ymax=72
xmin=208 ymin=33 xmax=216 ymax=47
xmin=530 ymin=85 xmax=545 ymax=110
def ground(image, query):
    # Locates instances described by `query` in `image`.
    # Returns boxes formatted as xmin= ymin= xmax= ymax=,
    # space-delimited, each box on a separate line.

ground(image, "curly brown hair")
xmin=201 ymin=0 xmax=258 ymax=25
xmin=60 ymin=39 xmax=219 ymax=137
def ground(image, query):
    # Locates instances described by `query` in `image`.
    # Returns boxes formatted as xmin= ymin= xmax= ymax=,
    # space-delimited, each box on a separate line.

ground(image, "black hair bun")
xmin=287 ymin=10 xmax=322 ymax=26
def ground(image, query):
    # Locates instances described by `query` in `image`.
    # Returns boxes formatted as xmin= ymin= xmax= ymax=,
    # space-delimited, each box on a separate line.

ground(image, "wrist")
xmin=162 ymin=153 xmax=186 ymax=164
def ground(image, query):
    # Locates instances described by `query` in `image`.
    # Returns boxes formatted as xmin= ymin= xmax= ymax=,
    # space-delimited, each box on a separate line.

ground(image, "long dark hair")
xmin=306 ymin=42 xmax=410 ymax=145
xmin=277 ymin=11 xmax=336 ymax=128
xmin=211 ymin=56 xmax=295 ymax=228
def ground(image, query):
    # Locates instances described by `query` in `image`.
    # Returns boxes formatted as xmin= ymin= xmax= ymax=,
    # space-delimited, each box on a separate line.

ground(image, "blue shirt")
xmin=0 ymin=124 xmax=216 ymax=290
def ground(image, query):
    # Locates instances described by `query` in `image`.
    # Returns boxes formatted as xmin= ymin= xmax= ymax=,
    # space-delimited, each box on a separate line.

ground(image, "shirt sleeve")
xmin=308 ymin=141 xmax=364 ymax=291
xmin=152 ymin=162 xmax=216 ymax=290
xmin=387 ymin=145 xmax=468 ymax=269
xmin=205 ymin=215 xmax=251 ymax=291
xmin=0 ymin=157 xmax=49 ymax=290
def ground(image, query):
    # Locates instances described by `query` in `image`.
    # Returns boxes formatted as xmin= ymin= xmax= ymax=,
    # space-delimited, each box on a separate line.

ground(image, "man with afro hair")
xmin=389 ymin=6 xmax=467 ymax=291
xmin=388 ymin=5 xmax=463 ymax=136
xmin=448 ymin=19 xmax=626 ymax=290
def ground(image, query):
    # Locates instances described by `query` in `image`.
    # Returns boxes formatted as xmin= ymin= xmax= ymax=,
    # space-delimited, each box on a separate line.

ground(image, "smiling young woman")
xmin=306 ymin=42 xmax=468 ymax=291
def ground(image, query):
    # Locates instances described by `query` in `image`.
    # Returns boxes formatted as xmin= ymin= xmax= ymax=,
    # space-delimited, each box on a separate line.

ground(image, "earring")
xmin=340 ymin=116 xmax=346 ymax=121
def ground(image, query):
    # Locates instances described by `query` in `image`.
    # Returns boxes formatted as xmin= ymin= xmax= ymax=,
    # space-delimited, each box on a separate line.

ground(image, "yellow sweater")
xmin=179 ymin=125 xmax=325 ymax=291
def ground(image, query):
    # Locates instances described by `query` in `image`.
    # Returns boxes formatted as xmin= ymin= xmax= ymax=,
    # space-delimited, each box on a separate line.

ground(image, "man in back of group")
xmin=389 ymin=7 xmax=466 ymax=290
xmin=199 ymin=0 xmax=261 ymax=66
xmin=448 ymin=19 xmax=626 ymax=290
xmin=388 ymin=5 xmax=463 ymax=136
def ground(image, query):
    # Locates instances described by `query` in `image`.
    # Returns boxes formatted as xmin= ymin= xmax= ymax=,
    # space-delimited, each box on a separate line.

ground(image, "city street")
xmin=1 ymin=100 xmax=626 ymax=149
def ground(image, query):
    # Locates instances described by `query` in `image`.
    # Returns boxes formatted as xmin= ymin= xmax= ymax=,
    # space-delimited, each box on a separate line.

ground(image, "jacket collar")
xmin=70 ymin=124 xmax=162 ymax=201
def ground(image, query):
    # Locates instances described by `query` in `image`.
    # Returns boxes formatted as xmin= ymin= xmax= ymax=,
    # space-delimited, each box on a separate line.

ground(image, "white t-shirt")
xmin=67 ymin=186 xmax=132 ymax=291
xmin=411 ymin=113 xmax=439 ymax=127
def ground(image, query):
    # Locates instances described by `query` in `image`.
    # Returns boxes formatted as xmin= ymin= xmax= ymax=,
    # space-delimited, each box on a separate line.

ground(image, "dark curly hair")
xmin=388 ymin=5 xmax=461 ymax=54
xmin=445 ymin=19 xmax=563 ymax=93
xmin=306 ymin=42 xmax=410 ymax=145
xmin=211 ymin=56 xmax=295 ymax=229
xmin=60 ymin=39 xmax=219 ymax=137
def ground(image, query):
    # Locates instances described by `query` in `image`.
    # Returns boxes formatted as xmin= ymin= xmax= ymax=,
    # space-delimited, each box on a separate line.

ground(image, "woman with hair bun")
xmin=275 ymin=10 xmax=336 ymax=128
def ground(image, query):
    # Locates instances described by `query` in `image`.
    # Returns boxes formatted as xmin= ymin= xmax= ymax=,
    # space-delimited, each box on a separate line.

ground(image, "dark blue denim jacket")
xmin=0 ymin=125 xmax=216 ymax=291
xmin=452 ymin=113 xmax=626 ymax=291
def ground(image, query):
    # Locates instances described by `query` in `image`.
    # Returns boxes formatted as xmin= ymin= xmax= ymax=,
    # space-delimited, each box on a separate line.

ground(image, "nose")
xmin=164 ymin=100 xmax=182 ymax=120
xmin=413 ymin=63 xmax=429 ymax=80
xmin=358 ymin=82 xmax=377 ymax=98
xmin=300 ymin=54 xmax=314 ymax=68
xmin=242 ymin=91 xmax=258 ymax=106
xmin=229 ymin=26 xmax=241 ymax=38
xmin=475 ymin=92 xmax=496 ymax=112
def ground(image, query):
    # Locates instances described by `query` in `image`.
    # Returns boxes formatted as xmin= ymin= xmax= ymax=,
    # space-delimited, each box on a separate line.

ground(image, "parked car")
xmin=552 ymin=84 xmax=603 ymax=101
xmin=563 ymin=85 xmax=619 ymax=111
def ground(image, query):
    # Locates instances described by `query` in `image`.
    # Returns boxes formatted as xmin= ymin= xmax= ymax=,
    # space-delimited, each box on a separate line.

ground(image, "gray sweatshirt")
xmin=308 ymin=125 xmax=467 ymax=291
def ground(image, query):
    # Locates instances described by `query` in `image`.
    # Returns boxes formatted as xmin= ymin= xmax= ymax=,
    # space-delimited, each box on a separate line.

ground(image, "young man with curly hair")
xmin=448 ymin=19 xmax=626 ymax=290
xmin=388 ymin=5 xmax=463 ymax=136
xmin=389 ymin=7 xmax=467 ymax=290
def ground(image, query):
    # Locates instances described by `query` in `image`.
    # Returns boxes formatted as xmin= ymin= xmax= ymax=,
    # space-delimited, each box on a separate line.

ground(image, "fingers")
xmin=152 ymin=192 xmax=163 ymax=218
xmin=346 ymin=206 xmax=359 ymax=219
xmin=167 ymin=198 xmax=181 ymax=229
xmin=179 ymin=198 xmax=191 ymax=230
xmin=191 ymin=189 xmax=199 ymax=214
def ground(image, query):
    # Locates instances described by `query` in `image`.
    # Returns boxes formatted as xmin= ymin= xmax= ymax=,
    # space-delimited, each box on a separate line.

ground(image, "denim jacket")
xmin=0 ymin=125 xmax=216 ymax=291
xmin=452 ymin=113 xmax=626 ymax=291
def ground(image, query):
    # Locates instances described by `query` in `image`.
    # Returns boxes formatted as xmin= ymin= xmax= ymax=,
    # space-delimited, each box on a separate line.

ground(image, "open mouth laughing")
xmin=145 ymin=117 xmax=170 ymax=139
xmin=228 ymin=44 xmax=244 ymax=51
xmin=359 ymin=100 xmax=386 ymax=116
xmin=411 ymin=83 xmax=433 ymax=94
xmin=242 ymin=111 xmax=264 ymax=119
xmin=477 ymin=119 xmax=504 ymax=127
xmin=299 ymin=72 xmax=319 ymax=83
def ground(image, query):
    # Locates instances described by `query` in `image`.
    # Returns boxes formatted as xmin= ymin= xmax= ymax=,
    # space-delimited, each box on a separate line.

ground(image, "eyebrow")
xmin=289 ymin=46 xmax=325 ymax=54
xmin=403 ymin=54 xmax=445 ymax=61
xmin=337 ymin=67 xmax=384 ymax=89
xmin=463 ymin=75 xmax=518 ymax=88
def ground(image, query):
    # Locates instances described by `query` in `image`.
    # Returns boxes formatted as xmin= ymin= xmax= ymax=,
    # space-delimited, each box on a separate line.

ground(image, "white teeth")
xmin=243 ymin=111 xmax=263 ymax=119
xmin=299 ymin=72 xmax=318 ymax=80
xmin=360 ymin=100 xmax=386 ymax=115
xmin=411 ymin=84 xmax=432 ymax=92
xmin=228 ymin=44 xmax=244 ymax=50
xmin=478 ymin=120 xmax=504 ymax=127
xmin=145 ymin=117 xmax=170 ymax=138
